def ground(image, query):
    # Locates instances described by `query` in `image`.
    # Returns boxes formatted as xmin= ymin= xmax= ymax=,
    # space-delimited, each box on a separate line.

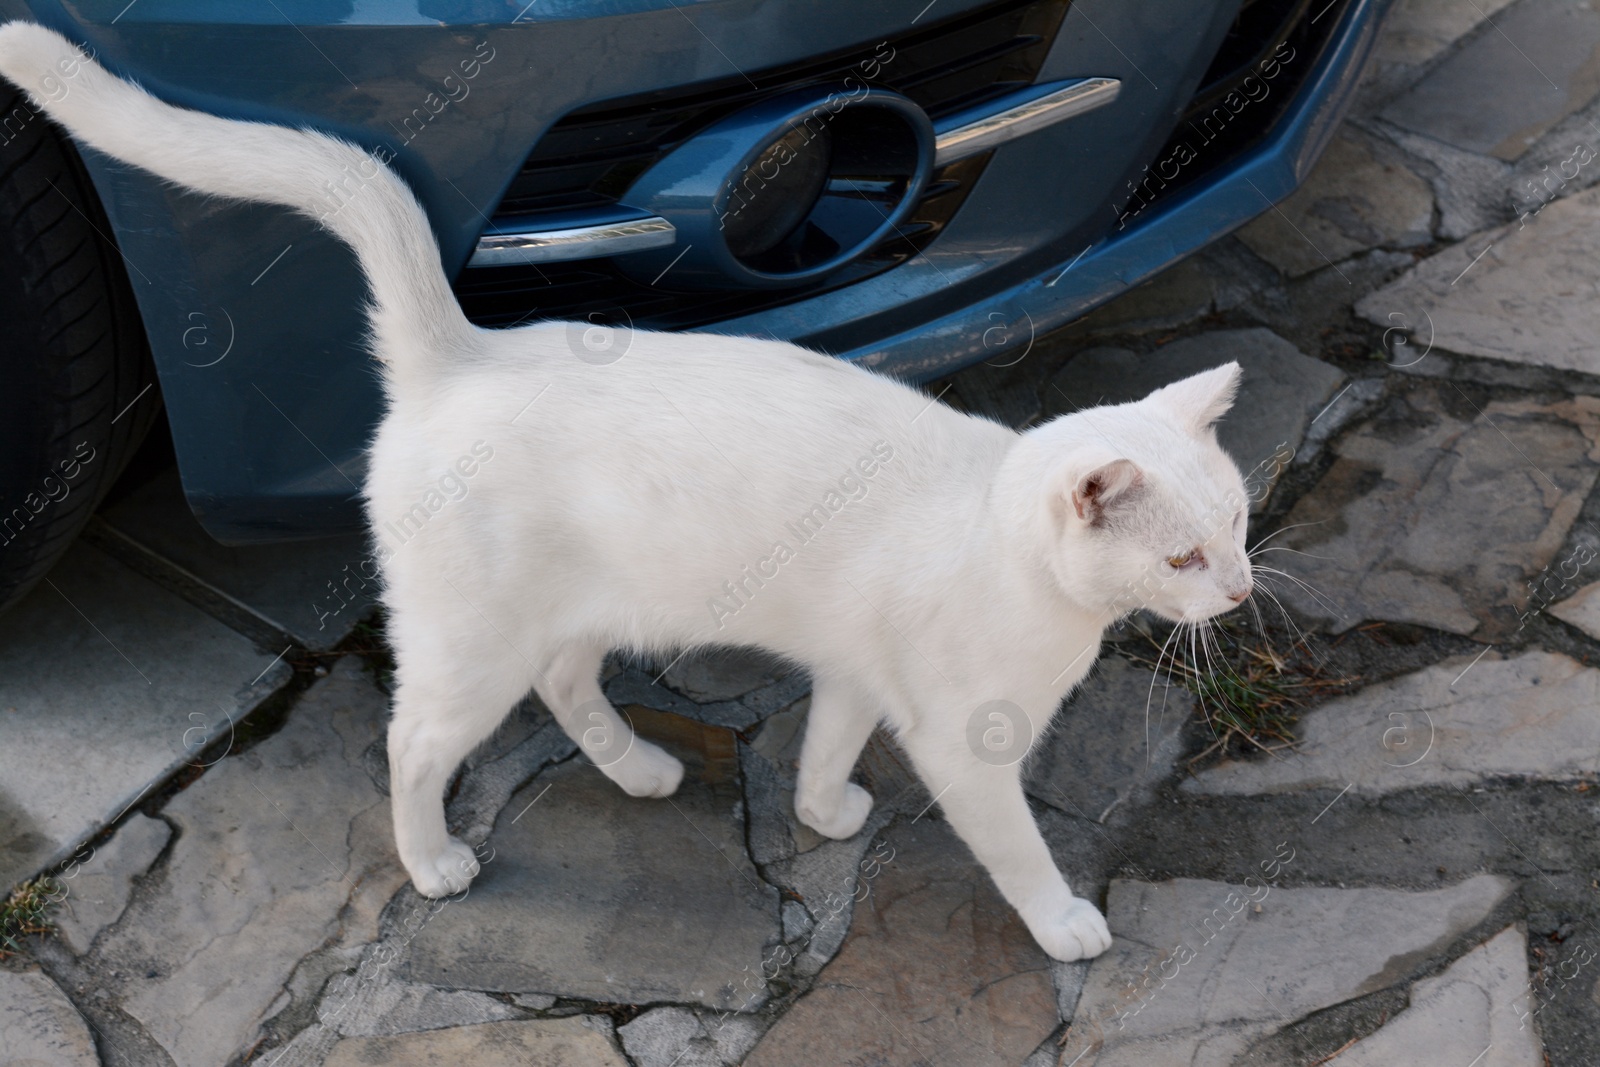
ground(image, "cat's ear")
xmin=1147 ymin=362 xmax=1241 ymax=434
xmin=1068 ymin=458 xmax=1143 ymax=526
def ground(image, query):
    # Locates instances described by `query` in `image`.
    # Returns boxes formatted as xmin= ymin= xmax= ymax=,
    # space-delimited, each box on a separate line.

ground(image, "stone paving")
xmin=5 ymin=1 xmax=1600 ymax=1064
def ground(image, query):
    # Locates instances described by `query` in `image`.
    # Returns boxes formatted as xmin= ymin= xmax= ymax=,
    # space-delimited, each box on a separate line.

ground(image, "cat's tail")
xmin=0 ymin=22 xmax=478 ymax=390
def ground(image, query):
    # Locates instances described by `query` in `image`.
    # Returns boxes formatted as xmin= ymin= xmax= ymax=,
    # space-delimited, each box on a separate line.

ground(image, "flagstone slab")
xmin=1551 ymin=579 xmax=1600 ymax=638
xmin=399 ymin=757 xmax=779 ymax=1010
xmin=0 ymin=541 xmax=289 ymax=892
xmin=1185 ymin=651 xmax=1600 ymax=797
xmin=1237 ymin=130 xmax=1433 ymax=276
xmin=319 ymin=1016 xmax=627 ymax=1067
xmin=1336 ymin=926 xmax=1542 ymax=1067
xmin=742 ymin=817 xmax=1057 ymax=1067
xmin=1058 ymin=873 xmax=1511 ymax=1066
xmin=53 ymin=813 xmax=170 ymax=954
xmin=1373 ymin=0 xmax=1519 ymax=71
xmin=1356 ymin=186 xmax=1600 ymax=374
xmin=87 ymin=658 xmax=408 ymax=1067
xmin=0 ymin=965 xmax=100 ymax=1066
xmin=1269 ymin=385 xmax=1600 ymax=635
xmin=1380 ymin=0 xmax=1600 ymax=161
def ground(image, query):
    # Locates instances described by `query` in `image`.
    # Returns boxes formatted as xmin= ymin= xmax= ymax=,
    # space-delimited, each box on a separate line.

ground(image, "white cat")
xmin=0 ymin=23 xmax=1253 ymax=963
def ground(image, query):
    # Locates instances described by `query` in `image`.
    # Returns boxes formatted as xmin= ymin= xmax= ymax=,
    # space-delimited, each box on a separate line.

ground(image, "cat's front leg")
xmin=898 ymin=727 xmax=1111 ymax=962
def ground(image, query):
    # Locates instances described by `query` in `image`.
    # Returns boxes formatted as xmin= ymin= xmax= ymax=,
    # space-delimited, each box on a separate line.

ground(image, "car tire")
xmin=0 ymin=82 xmax=158 ymax=617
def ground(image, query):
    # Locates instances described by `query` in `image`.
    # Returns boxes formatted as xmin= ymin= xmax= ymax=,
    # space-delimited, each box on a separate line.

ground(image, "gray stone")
xmin=1336 ymin=926 xmax=1542 ymax=1067
xmin=511 ymin=992 xmax=557 ymax=1010
xmin=1237 ymin=130 xmax=1433 ymax=276
xmin=444 ymin=718 xmax=575 ymax=847
xmin=618 ymin=1005 xmax=767 ymax=1067
xmin=1373 ymin=119 xmax=1517 ymax=239
xmin=1372 ymin=0 xmax=1519 ymax=72
xmin=1357 ymin=186 xmax=1600 ymax=373
xmin=603 ymin=664 xmax=811 ymax=731
xmin=743 ymin=818 xmax=1058 ymax=1067
xmin=0 ymin=541 xmax=290 ymax=890
xmin=0 ymin=965 xmax=99 ymax=1066
xmin=1047 ymin=329 xmax=1346 ymax=497
xmin=1058 ymin=874 xmax=1511 ymax=1066
xmin=655 ymin=648 xmax=794 ymax=703
xmin=1186 ymin=651 xmax=1600 ymax=797
xmin=1381 ymin=0 xmax=1600 ymax=161
xmin=96 ymin=466 xmax=376 ymax=650
xmin=945 ymin=358 xmax=1044 ymax=430
xmin=89 ymin=658 xmax=409 ymax=1067
xmin=400 ymin=758 xmax=778 ymax=1010
xmin=320 ymin=1016 xmax=627 ymax=1066
xmin=1295 ymin=377 xmax=1385 ymax=463
xmin=321 ymin=974 xmax=517 ymax=1038
xmin=53 ymin=813 xmax=170 ymax=953
xmin=1026 ymin=656 xmax=1193 ymax=823
xmin=1065 ymin=242 xmax=1271 ymax=337
xmin=1268 ymin=385 xmax=1600 ymax=635
xmin=1552 ymin=579 xmax=1600 ymax=638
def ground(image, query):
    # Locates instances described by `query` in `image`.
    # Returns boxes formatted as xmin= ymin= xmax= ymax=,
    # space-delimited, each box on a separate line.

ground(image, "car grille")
xmin=1125 ymin=0 xmax=1356 ymax=216
xmin=453 ymin=0 xmax=1073 ymax=331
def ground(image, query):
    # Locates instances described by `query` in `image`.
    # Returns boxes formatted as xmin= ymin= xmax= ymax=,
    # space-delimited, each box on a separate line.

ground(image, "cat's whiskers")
xmin=1143 ymin=617 xmax=1185 ymax=766
xmin=1248 ymin=544 xmax=1333 ymax=561
xmin=1253 ymin=564 xmax=1343 ymax=618
xmin=1246 ymin=520 xmax=1327 ymax=555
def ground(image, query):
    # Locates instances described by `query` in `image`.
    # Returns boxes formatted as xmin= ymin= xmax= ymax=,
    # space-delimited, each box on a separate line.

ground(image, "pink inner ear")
xmin=1070 ymin=459 xmax=1142 ymax=523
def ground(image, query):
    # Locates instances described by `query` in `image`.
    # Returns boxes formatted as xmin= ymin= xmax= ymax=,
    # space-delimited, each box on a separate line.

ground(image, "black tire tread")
xmin=0 ymin=80 xmax=159 ymax=615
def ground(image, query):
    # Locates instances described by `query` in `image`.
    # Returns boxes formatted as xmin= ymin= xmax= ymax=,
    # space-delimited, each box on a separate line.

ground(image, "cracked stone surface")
xmin=1357 ymin=186 xmax=1600 ymax=373
xmin=1271 ymin=384 xmax=1600 ymax=635
xmin=1380 ymin=0 xmax=1600 ymax=161
xmin=318 ymin=1016 xmax=627 ymax=1066
xmin=1372 ymin=0 xmax=1520 ymax=72
xmin=1058 ymin=874 xmax=1512 ymax=1066
xmin=0 ymin=964 xmax=99 ymax=1066
xmin=0 ymin=542 xmax=290 ymax=892
xmin=53 ymin=813 xmax=170 ymax=954
xmin=1047 ymin=329 xmax=1347 ymax=484
xmin=399 ymin=756 xmax=779 ymax=1010
xmin=1236 ymin=130 xmax=1434 ymax=276
xmin=86 ymin=658 xmax=406 ymax=1067
xmin=1026 ymin=655 xmax=1194 ymax=822
xmin=1552 ymin=579 xmax=1600 ymax=638
xmin=743 ymin=817 xmax=1058 ymax=1067
xmin=1186 ymin=651 xmax=1600 ymax=797
xmin=618 ymin=1005 xmax=768 ymax=1067
xmin=1337 ymin=926 xmax=1543 ymax=1067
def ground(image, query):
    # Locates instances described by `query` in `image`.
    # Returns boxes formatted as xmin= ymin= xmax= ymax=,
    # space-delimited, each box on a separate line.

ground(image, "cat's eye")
xmin=1166 ymin=550 xmax=1195 ymax=569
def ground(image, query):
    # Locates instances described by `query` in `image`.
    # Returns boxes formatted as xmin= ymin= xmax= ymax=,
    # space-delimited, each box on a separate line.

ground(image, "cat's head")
xmin=1018 ymin=362 xmax=1253 ymax=624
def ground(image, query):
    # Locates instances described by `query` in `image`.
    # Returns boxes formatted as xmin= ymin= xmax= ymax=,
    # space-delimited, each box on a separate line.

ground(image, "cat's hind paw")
xmin=408 ymin=836 xmax=481 ymax=899
xmin=1030 ymin=897 xmax=1113 ymax=962
xmin=606 ymin=738 xmax=685 ymax=799
xmin=796 ymin=781 xmax=874 ymax=840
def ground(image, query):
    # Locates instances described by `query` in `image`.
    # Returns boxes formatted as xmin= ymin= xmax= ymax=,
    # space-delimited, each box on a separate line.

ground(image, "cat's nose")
xmin=1227 ymin=585 xmax=1252 ymax=603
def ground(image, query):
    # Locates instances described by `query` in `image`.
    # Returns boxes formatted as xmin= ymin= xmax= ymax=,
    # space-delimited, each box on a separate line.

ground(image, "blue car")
xmin=0 ymin=0 xmax=1390 ymax=614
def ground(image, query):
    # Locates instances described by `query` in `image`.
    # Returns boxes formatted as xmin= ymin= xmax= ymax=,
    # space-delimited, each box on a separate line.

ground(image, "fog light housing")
xmin=616 ymin=86 xmax=935 ymax=290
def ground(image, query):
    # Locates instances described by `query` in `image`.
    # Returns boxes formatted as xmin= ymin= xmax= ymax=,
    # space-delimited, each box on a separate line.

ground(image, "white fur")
xmin=0 ymin=23 xmax=1254 ymax=962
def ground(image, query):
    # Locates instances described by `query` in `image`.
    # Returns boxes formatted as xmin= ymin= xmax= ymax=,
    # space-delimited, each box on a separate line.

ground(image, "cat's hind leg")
xmin=794 ymin=675 xmax=878 ymax=839
xmin=533 ymin=641 xmax=684 ymax=798
xmin=387 ymin=654 xmax=534 ymax=899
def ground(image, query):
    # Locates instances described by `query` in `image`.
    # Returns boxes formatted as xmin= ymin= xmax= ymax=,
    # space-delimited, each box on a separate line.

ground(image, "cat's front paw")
xmin=796 ymin=782 xmax=874 ymax=840
xmin=1029 ymin=897 xmax=1113 ymax=962
xmin=605 ymin=738 xmax=685 ymax=798
xmin=408 ymin=837 xmax=481 ymax=899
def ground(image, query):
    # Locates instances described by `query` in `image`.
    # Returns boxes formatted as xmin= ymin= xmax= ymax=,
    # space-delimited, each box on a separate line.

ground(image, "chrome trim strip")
xmin=468 ymin=216 xmax=676 ymax=268
xmin=934 ymin=77 xmax=1122 ymax=164
xmin=468 ymin=78 xmax=1118 ymax=268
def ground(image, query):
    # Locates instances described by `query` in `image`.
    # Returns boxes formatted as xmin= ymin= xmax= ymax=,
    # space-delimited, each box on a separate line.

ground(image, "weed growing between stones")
xmin=1127 ymin=616 xmax=1357 ymax=764
xmin=0 ymin=876 xmax=59 ymax=957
